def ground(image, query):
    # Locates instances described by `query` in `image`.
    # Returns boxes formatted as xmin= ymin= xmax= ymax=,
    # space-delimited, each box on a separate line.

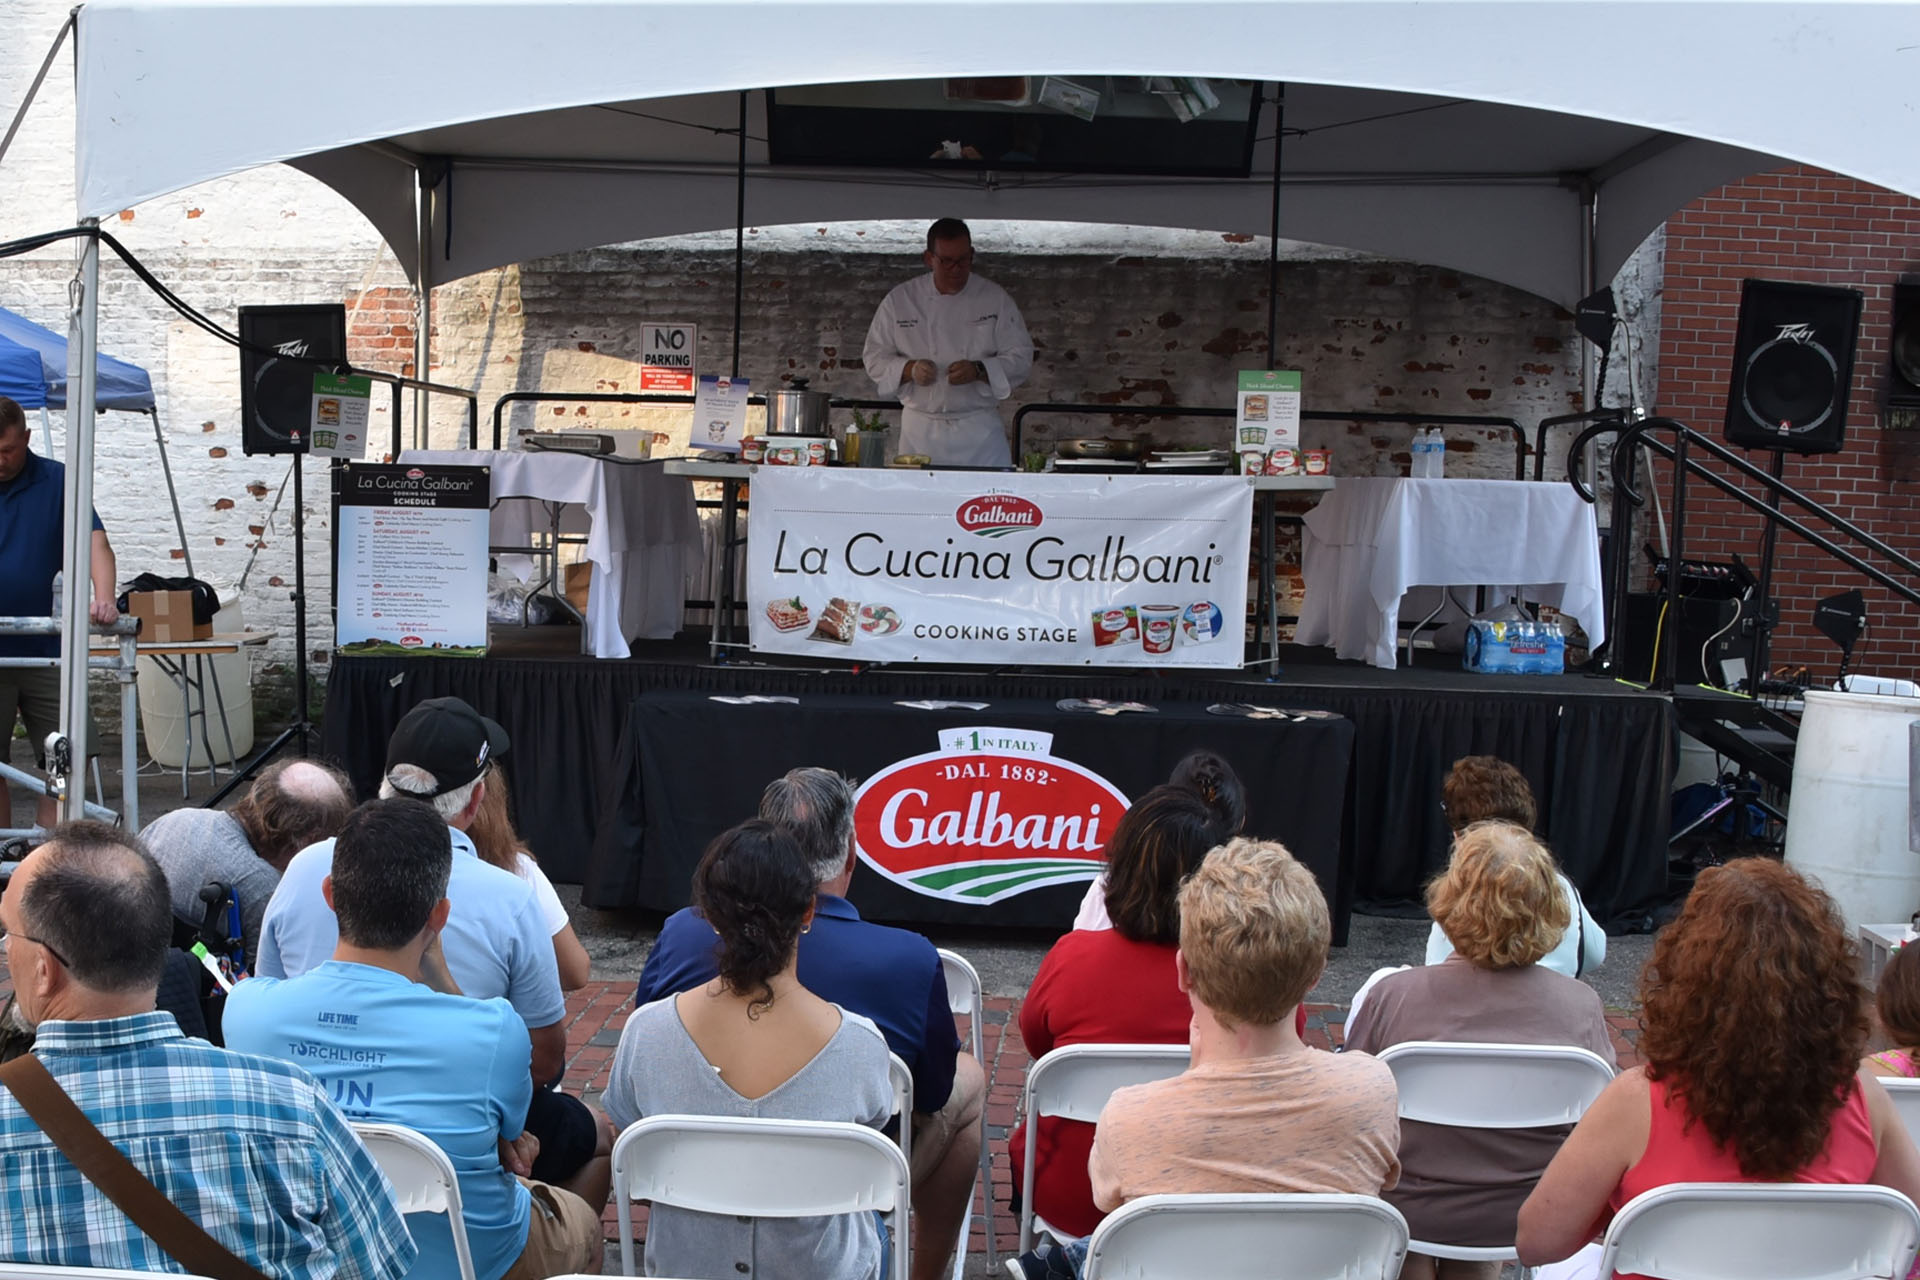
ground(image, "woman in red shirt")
xmin=1516 ymin=859 xmax=1920 ymax=1278
xmin=1010 ymin=784 xmax=1232 ymax=1238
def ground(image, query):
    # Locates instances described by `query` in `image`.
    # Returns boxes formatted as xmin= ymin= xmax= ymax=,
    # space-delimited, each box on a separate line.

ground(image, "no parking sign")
xmin=639 ymin=322 xmax=697 ymax=393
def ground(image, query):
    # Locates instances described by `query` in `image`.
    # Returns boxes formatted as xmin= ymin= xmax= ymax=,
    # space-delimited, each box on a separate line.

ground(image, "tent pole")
xmin=150 ymin=408 xmax=193 ymax=579
xmin=0 ymin=12 xmax=73 ymax=172
xmin=1264 ymin=83 xmax=1285 ymax=370
xmin=732 ymin=90 xmax=746 ymax=379
xmin=1580 ymin=179 xmax=1600 ymax=487
xmin=414 ymin=168 xmax=434 ymax=447
xmin=57 ymin=221 xmax=101 ymax=823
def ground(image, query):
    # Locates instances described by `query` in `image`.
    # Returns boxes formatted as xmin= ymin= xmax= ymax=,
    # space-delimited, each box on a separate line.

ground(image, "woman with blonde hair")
xmin=467 ymin=762 xmax=591 ymax=990
xmin=1518 ymin=858 xmax=1920 ymax=1276
xmin=1346 ymin=822 xmax=1615 ymax=1280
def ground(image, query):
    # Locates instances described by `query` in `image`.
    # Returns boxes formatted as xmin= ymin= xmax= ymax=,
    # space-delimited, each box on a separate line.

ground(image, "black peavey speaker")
xmin=238 ymin=304 xmax=347 ymax=456
xmin=1889 ymin=277 xmax=1920 ymax=414
xmin=1723 ymin=279 xmax=1864 ymax=455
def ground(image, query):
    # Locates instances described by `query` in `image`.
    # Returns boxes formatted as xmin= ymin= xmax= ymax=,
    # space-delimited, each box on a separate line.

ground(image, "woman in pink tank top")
xmin=1514 ymin=859 xmax=1920 ymax=1279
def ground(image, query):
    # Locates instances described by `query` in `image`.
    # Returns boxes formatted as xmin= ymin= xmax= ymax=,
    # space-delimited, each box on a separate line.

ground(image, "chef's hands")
xmin=902 ymin=359 xmax=938 ymax=387
xmin=946 ymin=360 xmax=987 ymax=386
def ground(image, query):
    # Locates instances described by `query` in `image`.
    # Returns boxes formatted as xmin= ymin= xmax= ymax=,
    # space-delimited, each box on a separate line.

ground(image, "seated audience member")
xmin=1869 ymin=939 xmax=1920 ymax=1079
xmin=1517 ymin=859 xmax=1920 ymax=1273
xmin=226 ymin=798 xmax=602 ymax=1280
xmin=1011 ymin=785 xmax=1234 ymax=1237
xmin=606 ymin=820 xmax=894 ymax=1280
xmin=1072 ymin=749 xmax=1246 ymax=930
xmin=257 ymin=696 xmax=612 ymax=1204
xmin=140 ymin=758 xmax=353 ymax=969
xmin=1345 ymin=823 xmax=1615 ymax=1280
xmin=469 ymin=762 xmax=591 ymax=991
xmin=1016 ymin=837 xmax=1402 ymax=1279
xmin=0 ymin=821 xmax=416 ymax=1278
xmin=634 ymin=766 xmax=980 ymax=1280
xmin=1425 ymin=756 xmax=1603 ymax=978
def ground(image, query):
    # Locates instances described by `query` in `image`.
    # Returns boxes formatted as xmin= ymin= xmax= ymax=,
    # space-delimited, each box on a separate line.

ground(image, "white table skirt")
xmin=401 ymin=449 xmax=701 ymax=658
xmin=1296 ymin=477 xmax=1606 ymax=669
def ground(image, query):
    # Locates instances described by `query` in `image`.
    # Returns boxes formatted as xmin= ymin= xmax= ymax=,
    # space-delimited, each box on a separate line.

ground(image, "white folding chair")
xmin=0 ymin=1269 xmax=219 ymax=1279
xmin=1597 ymin=1181 xmax=1920 ymax=1280
xmin=888 ymin=1050 xmax=914 ymax=1172
xmin=1377 ymin=1040 xmax=1614 ymax=1277
xmin=939 ymin=945 xmax=994 ymax=1276
xmin=1879 ymin=1077 xmax=1920 ymax=1146
xmin=611 ymin=1113 xmax=912 ymax=1280
xmin=351 ymin=1121 xmax=479 ymax=1280
xmin=1082 ymin=1192 xmax=1410 ymax=1280
xmin=1017 ymin=1043 xmax=1191 ymax=1254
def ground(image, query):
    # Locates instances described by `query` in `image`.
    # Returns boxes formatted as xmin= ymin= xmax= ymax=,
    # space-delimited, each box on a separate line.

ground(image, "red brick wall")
xmin=1659 ymin=167 xmax=1920 ymax=679
xmin=347 ymin=286 xmax=415 ymax=377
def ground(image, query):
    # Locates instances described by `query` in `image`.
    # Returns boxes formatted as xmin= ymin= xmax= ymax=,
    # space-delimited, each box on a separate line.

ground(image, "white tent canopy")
xmin=70 ymin=0 xmax=1920 ymax=307
xmin=49 ymin=0 xmax=1920 ymax=819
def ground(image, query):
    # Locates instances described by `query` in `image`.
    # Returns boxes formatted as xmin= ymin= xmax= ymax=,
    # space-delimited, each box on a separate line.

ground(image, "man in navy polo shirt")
xmin=634 ymin=766 xmax=984 ymax=1280
xmin=0 ymin=396 xmax=118 ymax=829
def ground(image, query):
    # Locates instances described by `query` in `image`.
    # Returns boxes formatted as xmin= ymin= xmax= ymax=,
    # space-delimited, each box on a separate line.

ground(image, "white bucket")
xmin=137 ymin=597 xmax=256 ymax=768
xmin=1782 ymin=687 xmax=1920 ymax=930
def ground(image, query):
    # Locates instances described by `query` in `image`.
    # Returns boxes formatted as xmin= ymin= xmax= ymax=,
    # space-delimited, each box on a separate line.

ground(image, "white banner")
xmin=747 ymin=470 xmax=1252 ymax=668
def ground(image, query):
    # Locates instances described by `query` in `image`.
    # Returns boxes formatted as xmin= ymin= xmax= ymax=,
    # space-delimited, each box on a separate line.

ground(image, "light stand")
xmin=207 ymin=449 xmax=312 ymax=804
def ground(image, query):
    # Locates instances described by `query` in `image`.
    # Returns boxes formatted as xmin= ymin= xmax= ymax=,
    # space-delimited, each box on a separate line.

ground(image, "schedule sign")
xmin=639 ymin=322 xmax=698 ymax=393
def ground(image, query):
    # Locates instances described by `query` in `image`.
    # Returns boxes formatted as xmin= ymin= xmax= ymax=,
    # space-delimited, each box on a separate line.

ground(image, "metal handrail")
xmin=1535 ymin=407 xmax=1628 ymax=482
xmin=1562 ymin=415 xmax=1920 ymax=688
xmin=489 ymin=390 xmax=903 ymax=450
xmin=364 ymin=370 xmax=478 ymax=456
xmin=1010 ymin=402 xmax=1531 ymax=479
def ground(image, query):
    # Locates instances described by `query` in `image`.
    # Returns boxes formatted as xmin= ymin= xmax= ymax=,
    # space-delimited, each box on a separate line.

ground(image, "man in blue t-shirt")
xmin=633 ymin=766 xmax=983 ymax=1280
xmin=226 ymin=797 xmax=602 ymax=1280
xmin=0 ymin=396 xmax=118 ymax=828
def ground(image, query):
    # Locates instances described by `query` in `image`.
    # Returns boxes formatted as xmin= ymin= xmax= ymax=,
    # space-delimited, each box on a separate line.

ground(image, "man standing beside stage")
xmin=863 ymin=218 xmax=1034 ymax=467
xmin=0 ymin=396 xmax=118 ymax=831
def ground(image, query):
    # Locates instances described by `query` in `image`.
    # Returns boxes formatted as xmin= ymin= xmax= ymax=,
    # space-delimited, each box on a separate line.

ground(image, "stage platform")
xmin=321 ymin=627 xmax=1674 ymax=941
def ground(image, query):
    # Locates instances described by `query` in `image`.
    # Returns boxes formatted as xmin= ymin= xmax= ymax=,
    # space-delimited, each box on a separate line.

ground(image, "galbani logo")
xmin=956 ymin=495 xmax=1042 ymax=538
xmin=854 ymin=747 xmax=1128 ymax=903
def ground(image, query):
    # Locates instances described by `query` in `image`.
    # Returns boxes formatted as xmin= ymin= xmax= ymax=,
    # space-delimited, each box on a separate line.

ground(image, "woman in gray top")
xmin=603 ymin=819 xmax=894 ymax=1279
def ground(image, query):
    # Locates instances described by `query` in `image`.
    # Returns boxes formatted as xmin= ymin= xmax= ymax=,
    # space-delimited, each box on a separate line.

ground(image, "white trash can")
xmin=137 ymin=596 xmax=256 ymax=768
xmin=1783 ymin=687 xmax=1920 ymax=931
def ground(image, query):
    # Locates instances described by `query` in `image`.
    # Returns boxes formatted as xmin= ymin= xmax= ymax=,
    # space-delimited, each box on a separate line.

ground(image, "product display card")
xmin=1236 ymin=369 xmax=1303 ymax=453
xmin=310 ymin=372 xmax=373 ymax=460
xmin=694 ymin=374 xmax=751 ymax=452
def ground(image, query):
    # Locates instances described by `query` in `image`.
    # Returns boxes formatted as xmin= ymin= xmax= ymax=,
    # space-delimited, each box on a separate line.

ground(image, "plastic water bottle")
xmin=1410 ymin=431 xmax=1431 ymax=478
xmin=1431 ymin=430 xmax=1447 ymax=478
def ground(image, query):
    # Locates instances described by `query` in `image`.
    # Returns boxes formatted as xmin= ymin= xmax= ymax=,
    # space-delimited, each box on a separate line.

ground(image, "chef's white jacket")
xmin=862 ymin=272 xmax=1034 ymax=466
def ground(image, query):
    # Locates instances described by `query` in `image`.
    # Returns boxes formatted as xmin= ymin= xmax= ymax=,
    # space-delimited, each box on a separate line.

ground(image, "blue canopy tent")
xmin=0 ymin=306 xmax=188 ymax=578
xmin=0 ymin=306 xmax=155 ymax=412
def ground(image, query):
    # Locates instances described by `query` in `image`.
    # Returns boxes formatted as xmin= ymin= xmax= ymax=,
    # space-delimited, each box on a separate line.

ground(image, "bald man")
xmin=139 ymin=759 xmax=354 ymax=970
xmin=0 ymin=821 xmax=416 ymax=1277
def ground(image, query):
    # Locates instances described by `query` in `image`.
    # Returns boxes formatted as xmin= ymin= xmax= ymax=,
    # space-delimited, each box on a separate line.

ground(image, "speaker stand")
xmin=207 ymin=452 xmax=314 ymax=806
xmin=1747 ymin=449 xmax=1789 ymax=684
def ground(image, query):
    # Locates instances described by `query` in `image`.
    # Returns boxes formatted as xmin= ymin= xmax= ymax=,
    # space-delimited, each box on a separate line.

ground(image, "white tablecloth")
xmin=1296 ymin=477 xmax=1606 ymax=669
xmin=401 ymin=450 xmax=701 ymax=659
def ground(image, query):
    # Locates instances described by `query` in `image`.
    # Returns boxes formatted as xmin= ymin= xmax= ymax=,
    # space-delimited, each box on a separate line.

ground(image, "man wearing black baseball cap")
xmin=254 ymin=696 xmax=612 ymax=1212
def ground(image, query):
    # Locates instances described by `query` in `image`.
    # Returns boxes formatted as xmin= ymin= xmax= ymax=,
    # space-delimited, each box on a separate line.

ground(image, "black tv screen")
xmin=767 ymin=77 xmax=1261 ymax=179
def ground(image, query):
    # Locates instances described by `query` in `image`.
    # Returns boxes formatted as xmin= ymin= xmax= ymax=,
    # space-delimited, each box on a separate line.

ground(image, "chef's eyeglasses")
xmin=930 ymin=251 xmax=974 ymax=268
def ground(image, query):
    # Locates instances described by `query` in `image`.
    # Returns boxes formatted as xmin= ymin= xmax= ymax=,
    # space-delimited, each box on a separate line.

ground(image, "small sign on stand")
xmin=1236 ymin=369 xmax=1303 ymax=453
xmin=694 ymin=374 xmax=752 ymax=451
xmin=310 ymin=372 xmax=373 ymax=459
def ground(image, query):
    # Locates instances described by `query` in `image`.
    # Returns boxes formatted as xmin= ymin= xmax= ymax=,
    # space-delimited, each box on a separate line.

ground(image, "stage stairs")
xmin=1562 ymin=414 xmax=1920 ymax=814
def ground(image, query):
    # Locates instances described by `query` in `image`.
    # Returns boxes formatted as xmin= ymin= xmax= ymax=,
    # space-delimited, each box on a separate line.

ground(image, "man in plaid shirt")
xmin=0 ymin=821 xmax=418 ymax=1278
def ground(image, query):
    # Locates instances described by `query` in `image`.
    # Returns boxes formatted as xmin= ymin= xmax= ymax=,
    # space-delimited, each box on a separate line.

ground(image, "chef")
xmin=863 ymin=218 xmax=1034 ymax=467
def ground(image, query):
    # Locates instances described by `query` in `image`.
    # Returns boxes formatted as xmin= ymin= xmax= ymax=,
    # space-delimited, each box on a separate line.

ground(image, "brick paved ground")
xmin=554 ymin=981 xmax=1647 ymax=1265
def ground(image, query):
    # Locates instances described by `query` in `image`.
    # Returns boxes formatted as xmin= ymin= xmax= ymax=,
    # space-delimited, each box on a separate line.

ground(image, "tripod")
xmin=207 ymin=451 xmax=314 ymax=805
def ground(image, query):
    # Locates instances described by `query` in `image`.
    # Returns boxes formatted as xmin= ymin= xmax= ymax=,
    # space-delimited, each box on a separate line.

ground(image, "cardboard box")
xmin=127 ymin=589 xmax=212 ymax=643
xmin=562 ymin=562 xmax=592 ymax=613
